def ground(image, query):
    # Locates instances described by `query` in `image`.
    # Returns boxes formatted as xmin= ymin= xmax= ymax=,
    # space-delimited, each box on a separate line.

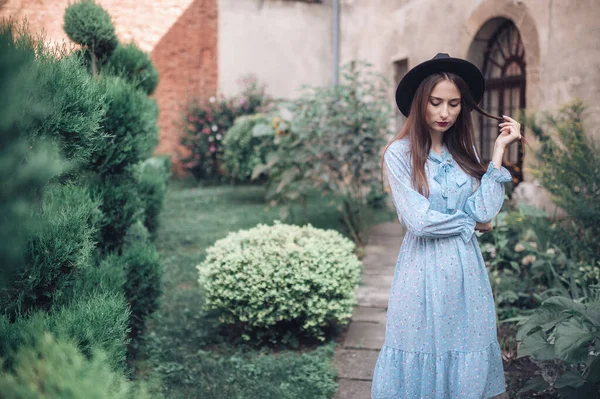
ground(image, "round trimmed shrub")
xmin=63 ymin=0 xmax=118 ymax=70
xmin=222 ymin=113 xmax=276 ymax=182
xmin=196 ymin=222 xmax=362 ymax=344
xmin=104 ymin=43 xmax=159 ymax=95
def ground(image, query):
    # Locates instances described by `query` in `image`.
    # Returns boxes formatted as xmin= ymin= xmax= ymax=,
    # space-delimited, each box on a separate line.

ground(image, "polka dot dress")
xmin=371 ymin=138 xmax=510 ymax=399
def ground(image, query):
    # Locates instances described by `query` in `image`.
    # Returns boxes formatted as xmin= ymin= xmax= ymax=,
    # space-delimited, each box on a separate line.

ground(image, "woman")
xmin=371 ymin=53 xmax=522 ymax=399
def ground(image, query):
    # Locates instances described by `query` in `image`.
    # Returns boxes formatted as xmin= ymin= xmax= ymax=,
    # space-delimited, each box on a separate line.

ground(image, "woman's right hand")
xmin=475 ymin=221 xmax=492 ymax=233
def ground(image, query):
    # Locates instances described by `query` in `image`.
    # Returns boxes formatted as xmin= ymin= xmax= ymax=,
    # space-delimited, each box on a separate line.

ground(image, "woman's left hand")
xmin=495 ymin=115 xmax=522 ymax=149
xmin=475 ymin=221 xmax=492 ymax=233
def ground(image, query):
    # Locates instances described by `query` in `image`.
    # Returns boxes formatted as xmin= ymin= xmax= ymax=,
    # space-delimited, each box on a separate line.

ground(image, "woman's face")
xmin=425 ymin=79 xmax=461 ymax=135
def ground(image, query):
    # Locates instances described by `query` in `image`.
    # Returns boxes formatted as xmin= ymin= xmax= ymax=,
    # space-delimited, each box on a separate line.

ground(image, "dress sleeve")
xmin=463 ymin=162 xmax=512 ymax=223
xmin=384 ymin=145 xmax=477 ymax=243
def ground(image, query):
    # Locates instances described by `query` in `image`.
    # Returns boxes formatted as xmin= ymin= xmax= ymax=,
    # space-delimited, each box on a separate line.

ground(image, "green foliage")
xmin=187 ymin=342 xmax=338 ymax=399
xmin=197 ymin=221 xmax=362 ymax=345
xmin=0 ymin=21 xmax=66 ymax=288
xmin=0 ymin=291 xmax=130 ymax=373
xmin=222 ymin=113 xmax=276 ymax=182
xmin=525 ymin=100 xmax=600 ymax=260
xmin=63 ymin=0 xmax=118 ymax=74
xmin=0 ymin=333 xmax=152 ymax=399
xmin=104 ymin=43 xmax=159 ymax=95
xmin=180 ymin=75 xmax=267 ymax=180
xmin=120 ymin=238 xmax=163 ymax=345
xmin=90 ymin=76 xmax=158 ymax=175
xmin=23 ymin=48 xmax=107 ymax=168
xmin=253 ymin=61 xmax=392 ymax=246
xmin=1 ymin=184 xmax=100 ymax=317
xmin=137 ymin=157 xmax=170 ymax=236
xmin=516 ymin=295 xmax=600 ymax=398
xmin=90 ymin=171 xmax=143 ymax=252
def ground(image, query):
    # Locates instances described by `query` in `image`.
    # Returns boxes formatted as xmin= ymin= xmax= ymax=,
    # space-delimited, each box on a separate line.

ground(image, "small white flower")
xmin=209 ymin=96 xmax=216 ymax=103
xmin=514 ymin=243 xmax=525 ymax=253
xmin=211 ymin=125 xmax=218 ymax=132
xmin=522 ymin=254 xmax=537 ymax=266
xmin=546 ymin=248 xmax=556 ymax=255
xmin=208 ymin=136 xmax=214 ymax=142
xmin=529 ymin=242 xmax=538 ymax=249
xmin=216 ymin=134 xmax=222 ymax=140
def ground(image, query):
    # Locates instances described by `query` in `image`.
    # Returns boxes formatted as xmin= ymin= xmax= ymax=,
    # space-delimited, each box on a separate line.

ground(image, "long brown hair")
xmin=380 ymin=72 xmax=503 ymax=197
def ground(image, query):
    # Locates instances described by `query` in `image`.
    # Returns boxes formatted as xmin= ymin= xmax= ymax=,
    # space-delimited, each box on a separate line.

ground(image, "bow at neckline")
xmin=428 ymin=145 xmax=461 ymax=211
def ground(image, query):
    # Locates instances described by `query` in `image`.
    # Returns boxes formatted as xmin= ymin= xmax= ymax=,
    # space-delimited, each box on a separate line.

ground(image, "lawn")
xmin=135 ymin=179 xmax=395 ymax=398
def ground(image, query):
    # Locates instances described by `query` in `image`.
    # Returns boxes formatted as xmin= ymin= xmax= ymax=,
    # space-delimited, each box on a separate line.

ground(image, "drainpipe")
xmin=333 ymin=0 xmax=340 ymax=86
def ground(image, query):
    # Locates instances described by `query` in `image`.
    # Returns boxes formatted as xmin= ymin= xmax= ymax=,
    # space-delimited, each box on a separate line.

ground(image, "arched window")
xmin=477 ymin=20 xmax=525 ymax=183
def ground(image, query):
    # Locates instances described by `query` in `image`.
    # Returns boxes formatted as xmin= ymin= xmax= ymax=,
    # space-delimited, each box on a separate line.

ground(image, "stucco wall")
xmin=218 ymin=0 xmax=333 ymax=99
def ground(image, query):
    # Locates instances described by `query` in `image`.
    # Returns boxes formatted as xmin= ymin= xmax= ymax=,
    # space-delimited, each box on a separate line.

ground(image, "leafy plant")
xmin=197 ymin=221 xmax=362 ymax=346
xmin=252 ymin=61 xmax=392 ymax=246
xmin=516 ymin=294 xmax=600 ymax=398
xmin=180 ymin=75 xmax=267 ymax=181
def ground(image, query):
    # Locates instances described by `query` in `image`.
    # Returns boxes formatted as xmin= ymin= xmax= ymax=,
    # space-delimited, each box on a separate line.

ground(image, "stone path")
xmin=332 ymin=221 xmax=405 ymax=399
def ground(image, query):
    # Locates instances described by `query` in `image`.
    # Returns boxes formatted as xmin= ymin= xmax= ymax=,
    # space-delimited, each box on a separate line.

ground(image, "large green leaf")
xmin=554 ymin=319 xmax=595 ymax=363
xmin=517 ymin=330 xmax=555 ymax=360
xmin=517 ymin=376 xmax=549 ymax=394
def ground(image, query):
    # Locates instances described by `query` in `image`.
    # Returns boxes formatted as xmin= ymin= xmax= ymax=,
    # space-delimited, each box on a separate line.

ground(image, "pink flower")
xmin=239 ymin=98 xmax=246 ymax=105
xmin=202 ymin=128 xmax=210 ymax=134
xmin=209 ymin=145 xmax=216 ymax=153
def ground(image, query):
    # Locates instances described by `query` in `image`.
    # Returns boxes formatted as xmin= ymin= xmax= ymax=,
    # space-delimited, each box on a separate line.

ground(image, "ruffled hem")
xmin=371 ymin=341 xmax=506 ymax=399
xmin=486 ymin=162 xmax=512 ymax=183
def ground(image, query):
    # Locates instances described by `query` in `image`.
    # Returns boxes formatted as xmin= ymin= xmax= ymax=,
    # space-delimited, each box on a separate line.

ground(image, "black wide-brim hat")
xmin=395 ymin=53 xmax=485 ymax=117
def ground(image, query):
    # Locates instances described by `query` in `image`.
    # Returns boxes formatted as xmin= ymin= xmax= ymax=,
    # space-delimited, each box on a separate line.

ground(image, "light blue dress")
xmin=371 ymin=137 xmax=510 ymax=399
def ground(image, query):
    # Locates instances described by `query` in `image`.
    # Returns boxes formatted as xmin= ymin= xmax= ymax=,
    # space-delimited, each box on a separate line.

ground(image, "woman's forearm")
xmin=491 ymin=143 xmax=505 ymax=169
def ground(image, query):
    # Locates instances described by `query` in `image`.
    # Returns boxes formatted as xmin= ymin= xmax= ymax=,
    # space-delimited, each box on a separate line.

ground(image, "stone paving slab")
xmin=356 ymin=286 xmax=389 ymax=308
xmin=361 ymin=266 xmax=396 ymax=276
xmin=359 ymin=274 xmax=393 ymax=289
xmin=344 ymin=321 xmax=385 ymax=350
xmin=351 ymin=306 xmax=387 ymax=324
xmin=332 ymin=348 xmax=379 ymax=380
xmin=368 ymin=221 xmax=404 ymax=237
xmin=334 ymin=379 xmax=372 ymax=399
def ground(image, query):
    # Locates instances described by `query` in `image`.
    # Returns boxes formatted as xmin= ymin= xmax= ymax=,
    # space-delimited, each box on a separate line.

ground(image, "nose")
xmin=440 ymin=105 xmax=449 ymax=120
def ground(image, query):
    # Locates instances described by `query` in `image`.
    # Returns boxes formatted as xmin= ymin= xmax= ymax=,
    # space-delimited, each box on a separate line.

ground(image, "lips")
xmin=437 ymin=122 xmax=449 ymax=127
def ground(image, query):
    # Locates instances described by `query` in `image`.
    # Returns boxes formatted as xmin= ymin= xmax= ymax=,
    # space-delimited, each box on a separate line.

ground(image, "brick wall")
xmin=0 ymin=0 xmax=218 ymax=174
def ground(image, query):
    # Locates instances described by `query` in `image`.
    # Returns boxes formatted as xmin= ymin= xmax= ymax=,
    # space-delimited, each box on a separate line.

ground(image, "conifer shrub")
xmin=63 ymin=0 xmax=118 ymax=75
xmin=120 ymin=238 xmax=163 ymax=347
xmin=197 ymin=222 xmax=362 ymax=345
xmin=0 ymin=291 xmax=130 ymax=372
xmin=89 ymin=76 xmax=158 ymax=175
xmin=24 ymin=50 xmax=107 ymax=167
xmin=1 ymin=184 xmax=100 ymax=318
xmin=90 ymin=171 xmax=143 ymax=252
xmin=0 ymin=333 xmax=151 ymax=399
xmin=0 ymin=22 xmax=66 ymax=288
xmin=104 ymin=43 xmax=159 ymax=95
xmin=222 ymin=113 xmax=276 ymax=182
xmin=137 ymin=157 xmax=170 ymax=237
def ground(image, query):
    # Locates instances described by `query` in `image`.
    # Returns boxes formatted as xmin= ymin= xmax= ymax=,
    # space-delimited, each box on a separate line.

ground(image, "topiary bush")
xmin=63 ymin=0 xmax=118 ymax=75
xmin=120 ymin=236 xmax=163 ymax=351
xmin=90 ymin=171 xmax=143 ymax=253
xmin=104 ymin=42 xmax=159 ymax=95
xmin=1 ymin=184 xmax=100 ymax=318
xmin=137 ymin=156 xmax=170 ymax=237
xmin=222 ymin=113 xmax=276 ymax=182
xmin=23 ymin=49 xmax=107 ymax=168
xmin=0 ymin=291 xmax=130 ymax=373
xmin=197 ymin=221 xmax=362 ymax=345
xmin=0 ymin=333 xmax=152 ymax=399
xmin=89 ymin=76 xmax=158 ymax=176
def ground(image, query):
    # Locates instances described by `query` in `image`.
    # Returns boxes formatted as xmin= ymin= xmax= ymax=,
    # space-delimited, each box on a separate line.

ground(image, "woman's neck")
xmin=430 ymin=131 xmax=444 ymax=155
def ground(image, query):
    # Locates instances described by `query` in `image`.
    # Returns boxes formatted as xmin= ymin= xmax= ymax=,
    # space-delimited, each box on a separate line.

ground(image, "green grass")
xmin=135 ymin=180 xmax=395 ymax=398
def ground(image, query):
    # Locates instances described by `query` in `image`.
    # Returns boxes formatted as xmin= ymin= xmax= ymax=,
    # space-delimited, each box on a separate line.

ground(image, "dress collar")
xmin=428 ymin=143 xmax=451 ymax=164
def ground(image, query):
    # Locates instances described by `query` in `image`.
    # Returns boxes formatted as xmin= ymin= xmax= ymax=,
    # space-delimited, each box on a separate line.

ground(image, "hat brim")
xmin=395 ymin=57 xmax=485 ymax=117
